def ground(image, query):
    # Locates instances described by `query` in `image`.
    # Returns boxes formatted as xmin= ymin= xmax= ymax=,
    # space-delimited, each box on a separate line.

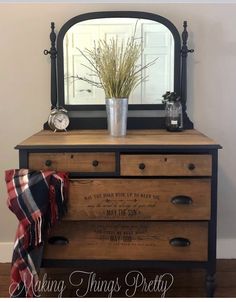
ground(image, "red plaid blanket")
xmin=5 ymin=169 xmax=68 ymax=297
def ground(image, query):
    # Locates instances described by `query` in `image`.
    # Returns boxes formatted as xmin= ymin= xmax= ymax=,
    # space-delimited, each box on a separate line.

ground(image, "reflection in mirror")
xmin=63 ymin=18 xmax=174 ymax=105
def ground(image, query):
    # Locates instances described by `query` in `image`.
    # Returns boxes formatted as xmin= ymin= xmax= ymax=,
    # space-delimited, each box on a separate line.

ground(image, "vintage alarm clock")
xmin=48 ymin=107 xmax=70 ymax=131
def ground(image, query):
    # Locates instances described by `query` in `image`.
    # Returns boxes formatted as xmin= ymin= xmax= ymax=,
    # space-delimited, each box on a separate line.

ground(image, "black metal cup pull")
xmin=171 ymin=195 xmax=192 ymax=205
xmin=92 ymin=160 xmax=99 ymax=167
xmin=45 ymin=160 xmax=52 ymax=167
xmin=188 ymin=163 xmax=195 ymax=170
xmin=139 ymin=163 xmax=146 ymax=170
xmin=170 ymin=237 xmax=191 ymax=247
xmin=48 ymin=236 xmax=69 ymax=245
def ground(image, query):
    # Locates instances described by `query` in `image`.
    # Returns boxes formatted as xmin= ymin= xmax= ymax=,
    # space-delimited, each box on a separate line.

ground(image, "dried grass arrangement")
xmin=76 ymin=37 xmax=156 ymax=99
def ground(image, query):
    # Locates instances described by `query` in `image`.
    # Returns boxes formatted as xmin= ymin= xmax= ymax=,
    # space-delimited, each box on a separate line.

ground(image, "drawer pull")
xmin=45 ymin=160 xmax=52 ymax=167
xmin=188 ymin=163 xmax=196 ymax=170
xmin=171 ymin=195 xmax=193 ymax=205
xmin=48 ymin=236 xmax=69 ymax=245
xmin=92 ymin=160 xmax=99 ymax=167
xmin=139 ymin=163 xmax=146 ymax=170
xmin=170 ymin=237 xmax=191 ymax=247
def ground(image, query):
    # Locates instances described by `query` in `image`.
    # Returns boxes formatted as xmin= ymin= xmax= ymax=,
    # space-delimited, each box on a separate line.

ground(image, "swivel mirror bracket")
xmin=180 ymin=21 xmax=194 ymax=122
xmin=44 ymin=22 xmax=58 ymax=109
xmin=181 ymin=21 xmax=194 ymax=58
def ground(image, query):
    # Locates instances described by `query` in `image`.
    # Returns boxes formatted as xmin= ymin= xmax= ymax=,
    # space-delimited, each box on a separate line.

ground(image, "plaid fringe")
xmin=5 ymin=169 xmax=69 ymax=297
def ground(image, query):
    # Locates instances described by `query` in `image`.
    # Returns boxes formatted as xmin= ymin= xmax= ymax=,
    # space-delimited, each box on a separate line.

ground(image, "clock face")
xmin=51 ymin=112 xmax=70 ymax=130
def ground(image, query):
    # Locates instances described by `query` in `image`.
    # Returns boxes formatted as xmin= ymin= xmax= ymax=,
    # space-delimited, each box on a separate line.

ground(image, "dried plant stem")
xmin=75 ymin=37 xmax=157 ymax=98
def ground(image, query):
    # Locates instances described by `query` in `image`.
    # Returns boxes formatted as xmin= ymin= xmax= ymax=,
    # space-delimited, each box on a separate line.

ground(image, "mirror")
xmin=45 ymin=11 xmax=194 ymax=129
xmin=63 ymin=18 xmax=175 ymax=105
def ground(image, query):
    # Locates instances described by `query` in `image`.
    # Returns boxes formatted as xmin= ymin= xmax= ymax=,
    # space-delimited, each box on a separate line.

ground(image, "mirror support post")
xmin=44 ymin=22 xmax=58 ymax=109
xmin=181 ymin=21 xmax=194 ymax=128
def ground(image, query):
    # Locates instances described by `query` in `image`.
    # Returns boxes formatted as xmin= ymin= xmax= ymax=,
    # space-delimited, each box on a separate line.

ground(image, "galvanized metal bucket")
xmin=106 ymin=98 xmax=128 ymax=136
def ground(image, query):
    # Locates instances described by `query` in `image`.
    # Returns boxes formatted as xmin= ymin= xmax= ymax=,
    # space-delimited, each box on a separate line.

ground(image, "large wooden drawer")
xmin=43 ymin=221 xmax=208 ymax=261
xmin=28 ymin=152 xmax=116 ymax=173
xmin=120 ymin=154 xmax=212 ymax=176
xmin=65 ymin=178 xmax=211 ymax=220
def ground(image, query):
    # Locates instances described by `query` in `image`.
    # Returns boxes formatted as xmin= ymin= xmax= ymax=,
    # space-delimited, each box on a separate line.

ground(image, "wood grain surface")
xmin=1 ymin=261 xmax=236 ymax=298
xmin=16 ymin=129 xmax=221 ymax=149
xmin=66 ymin=178 xmax=211 ymax=220
xmin=43 ymin=221 xmax=208 ymax=261
xmin=120 ymin=154 xmax=212 ymax=176
xmin=29 ymin=152 xmax=116 ymax=172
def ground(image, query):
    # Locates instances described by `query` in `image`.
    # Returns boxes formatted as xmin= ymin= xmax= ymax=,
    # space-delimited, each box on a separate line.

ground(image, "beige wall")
xmin=0 ymin=3 xmax=235 ymax=259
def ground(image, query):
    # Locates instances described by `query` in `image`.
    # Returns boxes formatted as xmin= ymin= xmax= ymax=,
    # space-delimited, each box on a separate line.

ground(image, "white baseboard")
xmin=0 ymin=242 xmax=13 ymax=263
xmin=217 ymin=238 xmax=236 ymax=259
xmin=0 ymin=239 xmax=236 ymax=262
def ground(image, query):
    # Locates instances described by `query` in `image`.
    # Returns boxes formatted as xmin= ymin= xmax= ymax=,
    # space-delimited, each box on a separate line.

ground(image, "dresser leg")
xmin=206 ymin=273 xmax=215 ymax=297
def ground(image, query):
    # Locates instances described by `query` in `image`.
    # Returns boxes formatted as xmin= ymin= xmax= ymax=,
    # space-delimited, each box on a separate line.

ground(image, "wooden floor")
xmin=1 ymin=260 xmax=236 ymax=298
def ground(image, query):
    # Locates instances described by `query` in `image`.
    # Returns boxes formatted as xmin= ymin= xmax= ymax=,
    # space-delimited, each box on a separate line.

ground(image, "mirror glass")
xmin=63 ymin=18 xmax=174 ymax=105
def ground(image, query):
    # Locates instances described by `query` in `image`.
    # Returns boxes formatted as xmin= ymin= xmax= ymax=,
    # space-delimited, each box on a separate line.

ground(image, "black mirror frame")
xmin=44 ymin=11 xmax=194 ymax=130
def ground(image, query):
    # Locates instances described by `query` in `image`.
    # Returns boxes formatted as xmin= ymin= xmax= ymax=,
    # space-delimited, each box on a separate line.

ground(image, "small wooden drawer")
xmin=28 ymin=152 xmax=116 ymax=173
xmin=120 ymin=154 xmax=212 ymax=176
xmin=65 ymin=178 xmax=211 ymax=220
xmin=43 ymin=221 xmax=208 ymax=261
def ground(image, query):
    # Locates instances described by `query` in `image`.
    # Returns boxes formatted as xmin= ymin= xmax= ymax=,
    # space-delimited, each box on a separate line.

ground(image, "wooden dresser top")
xmin=16 ymin=129 xmax=221 ymax=150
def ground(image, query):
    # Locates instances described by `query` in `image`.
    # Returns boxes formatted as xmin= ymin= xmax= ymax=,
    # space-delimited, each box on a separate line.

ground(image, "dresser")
xmin=16 ymin=129 xmax=221 ymax=297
